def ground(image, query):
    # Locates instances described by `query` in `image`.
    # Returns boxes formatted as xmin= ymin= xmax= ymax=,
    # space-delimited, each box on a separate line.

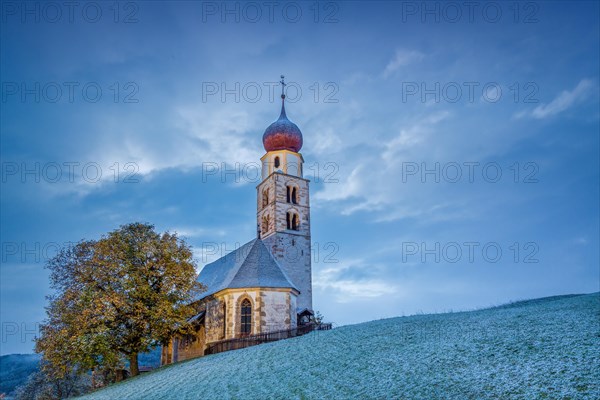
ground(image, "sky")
xmin=1 ymin=1 xmax=599 ymax=355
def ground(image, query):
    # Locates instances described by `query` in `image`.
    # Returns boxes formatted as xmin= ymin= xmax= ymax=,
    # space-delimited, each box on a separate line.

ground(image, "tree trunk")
xmin=129 ymin=353 xmax=139 ymax=377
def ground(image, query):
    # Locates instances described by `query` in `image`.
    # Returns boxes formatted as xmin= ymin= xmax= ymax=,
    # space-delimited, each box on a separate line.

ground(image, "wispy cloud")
xmin=383 ymin=49 xmax=424 ymax=78
xmin=313 ymin=165 xmax=364 ymax=203
xmin=572 ymin=237 xmax=589 ymax=245
xmin=170 ymin=226 xmax=227 ymax=239
xmin=382 ymin=110 xmax=450 ymax=162
xmin=515 ymin=79 xmax=594 ymax=119
xmin=313 ymin=259 xmax=398 ymax=301
xmin=313 ymin=110 xmax=455 ymax=222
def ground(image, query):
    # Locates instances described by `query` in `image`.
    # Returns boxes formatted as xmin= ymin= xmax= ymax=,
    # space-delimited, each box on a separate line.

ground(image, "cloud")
xmin=312 ymin=110 xmax=456 ymax=221
xmin=313 ymin=165 xmax=364 ymax=203
xmin=313 ymin=259 xmax=398 ymax=302
xmin=372 ymin=202 xmax=470 ymax=223
xmin=170 ymin=226 xmax=227 ymax=239
xmin=515 ymin=79 xmax=594 ymax=119
xmin=28 ymin=102 xmax=267 ymax=199
xmin=572 ymin=237 xmax=589 ymax=245
xmin=309 ymin=127 xmax=343 ymax=155
xmin=383 ymin=50 xmax=424 ymax=78
xmin=382 ymin=110 xmax=450 ymax=162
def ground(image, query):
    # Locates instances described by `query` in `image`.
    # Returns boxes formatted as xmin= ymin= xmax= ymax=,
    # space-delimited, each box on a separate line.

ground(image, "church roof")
xmin=196 ymin=238 xmax=298 ymax=300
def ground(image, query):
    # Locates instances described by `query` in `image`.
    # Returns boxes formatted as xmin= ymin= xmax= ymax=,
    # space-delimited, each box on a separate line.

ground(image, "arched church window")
xmin=240 ymin=299 xmax=252 ymax=336
xmin=291 ymin=187 xmax=298 ymax=204
xmin=274 ymin=156 xmax=280 ymax=169
xmin=222 ymin=302 xmax=227 ymax=338
xmin=292 ymin=213 xmax=299 ymax=230
xmin=286 ymin=186 xmax=290 ymax=203
xmin=262 ymin=188 xmax=269 ymax=208
xmin=262 ymin=215 xmax=270 ymax=235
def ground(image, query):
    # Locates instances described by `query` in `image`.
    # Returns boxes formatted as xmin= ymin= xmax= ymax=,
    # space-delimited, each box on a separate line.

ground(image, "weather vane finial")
xmin=280 ymin=75 xmax=286 ymax=100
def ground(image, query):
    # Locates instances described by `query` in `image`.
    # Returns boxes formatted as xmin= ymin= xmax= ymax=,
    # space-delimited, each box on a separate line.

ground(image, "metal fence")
xmin=205 ymin=323 xmax=332 ymax=355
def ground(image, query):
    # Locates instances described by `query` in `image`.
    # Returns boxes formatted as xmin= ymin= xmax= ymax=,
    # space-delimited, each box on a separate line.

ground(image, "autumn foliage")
xmin=35 ymin=223 xmax=204 ymax=383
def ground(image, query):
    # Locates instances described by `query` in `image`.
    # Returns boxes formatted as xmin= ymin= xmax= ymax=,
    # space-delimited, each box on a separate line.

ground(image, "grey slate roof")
xmin=196 ymin=238 xmax=298 ymax=300
xmin=187 ymin=310 xmax=205 ymax=324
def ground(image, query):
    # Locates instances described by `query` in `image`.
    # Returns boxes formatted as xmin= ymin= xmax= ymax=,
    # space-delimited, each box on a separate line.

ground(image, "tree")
xmin=13 ymin=362 xmax=91 ymax=400
xmin=36 ymin=240 xmax=120 ymax=382
xmin=312 ymin=310 xmax=325 ymax=325
xmin=36 ymin=223 xmax=204 ymax=381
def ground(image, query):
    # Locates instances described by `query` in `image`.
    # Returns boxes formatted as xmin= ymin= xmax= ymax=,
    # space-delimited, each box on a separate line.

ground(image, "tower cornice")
xmin=255 ymin=171 xmax=310 ymax=189
xmin=260 ymin=149 xmax=305 ymax=163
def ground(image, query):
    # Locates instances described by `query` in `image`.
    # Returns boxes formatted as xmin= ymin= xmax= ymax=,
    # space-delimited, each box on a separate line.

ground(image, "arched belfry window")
xmin=240 ymin=299 xmax=252 ymax=336
xmin=286 ymin=212 xmax=300 ymax=231
xmin=286 ymin=185 xmax=298 ymax=204
xmin=274 ymin=156 xmax=281 ymax=169
xmin=262 ymin=188 xmax=269 ymax=208
xmin=262 ymin=215 xmax=270 ymax=235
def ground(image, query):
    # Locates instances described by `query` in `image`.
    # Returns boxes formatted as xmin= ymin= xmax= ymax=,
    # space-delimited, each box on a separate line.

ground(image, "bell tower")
xmin=257 ymin=76 xmax=312 ymax=311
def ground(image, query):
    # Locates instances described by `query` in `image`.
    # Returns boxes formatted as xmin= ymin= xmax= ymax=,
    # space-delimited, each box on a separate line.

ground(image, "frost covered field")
xmin=79 ymin=293 xmax=599 ymax=400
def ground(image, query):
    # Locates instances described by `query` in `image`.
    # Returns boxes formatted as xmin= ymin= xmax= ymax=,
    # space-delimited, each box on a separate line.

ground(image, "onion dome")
xmin=262 ymin=76 xmax=303 ymax=153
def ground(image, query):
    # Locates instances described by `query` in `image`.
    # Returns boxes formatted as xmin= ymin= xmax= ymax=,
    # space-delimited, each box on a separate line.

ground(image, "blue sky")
xmin=1 ymin=1 xmax=598 ymax=355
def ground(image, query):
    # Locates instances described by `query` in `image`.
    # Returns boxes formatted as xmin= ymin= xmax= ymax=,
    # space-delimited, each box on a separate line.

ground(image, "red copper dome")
xmin=263 ymin=100 xmax=303 ymax=153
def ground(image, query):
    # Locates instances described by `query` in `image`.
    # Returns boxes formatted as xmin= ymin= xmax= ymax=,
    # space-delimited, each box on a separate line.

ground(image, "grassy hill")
xmin=79 ymin=293 xmax=599 ymax=399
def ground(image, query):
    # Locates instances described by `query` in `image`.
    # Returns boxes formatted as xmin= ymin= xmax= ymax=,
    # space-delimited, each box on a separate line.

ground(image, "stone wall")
xmin=205 ymin=298 xmax=226 ymax=343
xmin=263 ymin=234 xmax=312 ymax=311
xmin=161 ymin=288 xmax=298 ymax=365
xmin=260 ymin=290 xmax=295 ymax=332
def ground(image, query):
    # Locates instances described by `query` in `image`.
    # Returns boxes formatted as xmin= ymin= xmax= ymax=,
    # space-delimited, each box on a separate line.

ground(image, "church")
xmin=161 ymin=78 xmax=314 ymax=365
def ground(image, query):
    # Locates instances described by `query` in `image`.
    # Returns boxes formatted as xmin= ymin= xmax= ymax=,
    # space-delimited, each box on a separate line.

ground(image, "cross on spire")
xmin=280 ymin=75 xmax=286 ymax=100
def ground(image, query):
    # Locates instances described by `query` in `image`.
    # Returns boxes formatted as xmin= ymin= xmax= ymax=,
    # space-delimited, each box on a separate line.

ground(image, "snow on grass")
xmin=78 ymin=293 xmax=600 ymax=399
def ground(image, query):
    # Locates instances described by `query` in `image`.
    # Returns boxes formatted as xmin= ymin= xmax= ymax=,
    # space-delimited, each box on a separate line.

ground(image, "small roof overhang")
xmin=187 ymin=310 xmax=206 ymax=324
xmin=296 ymin=308 xmax=314 ymax=317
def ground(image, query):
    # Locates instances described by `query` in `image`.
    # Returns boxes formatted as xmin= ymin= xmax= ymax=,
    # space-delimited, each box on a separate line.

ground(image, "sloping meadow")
xmin=79 ymin=293 xmax=600 ymax=399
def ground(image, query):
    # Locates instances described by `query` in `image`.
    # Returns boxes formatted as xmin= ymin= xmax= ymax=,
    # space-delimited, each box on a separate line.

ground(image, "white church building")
xmin=162 ymin=78 xmax=314 ymax=364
